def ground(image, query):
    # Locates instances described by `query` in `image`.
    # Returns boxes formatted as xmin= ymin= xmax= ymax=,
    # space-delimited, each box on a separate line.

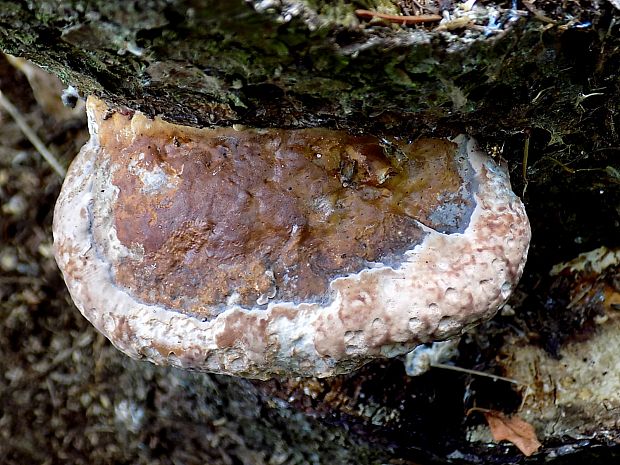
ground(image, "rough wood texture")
xmin=0 ymin=1 xmax=619 ymax=464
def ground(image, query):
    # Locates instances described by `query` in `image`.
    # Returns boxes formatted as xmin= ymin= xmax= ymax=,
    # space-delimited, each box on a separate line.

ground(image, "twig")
xmin=466 ymin=406 xmax=493 ymax=415
xmin=546 ymin=158 xmax=620 ymax=183
xmin=355 ymin=9 xmax=442 ymax=25
xmin=0 ymin=90 xmax=66 ymax=178
xmin=521 ymin=0 xmax=557 ymax=24
xmin=522 ymin=130 xmax=530 ymax=197
xmin=431 ymin=362 xmax=524 ymax=385
xmin=0 ymin=276 xmax=41 ymax=284
xmin=592 ymin=146 xmax=620 ymax=153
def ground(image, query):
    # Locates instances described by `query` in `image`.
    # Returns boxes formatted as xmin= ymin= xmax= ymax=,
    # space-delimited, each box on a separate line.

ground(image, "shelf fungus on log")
xmin=53 ymin=96 xmax=531 ymax=379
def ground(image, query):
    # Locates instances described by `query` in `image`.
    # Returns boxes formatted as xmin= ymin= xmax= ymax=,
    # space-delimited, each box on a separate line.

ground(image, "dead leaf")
xmin=484 ymin=411 xmax=542 ymax=456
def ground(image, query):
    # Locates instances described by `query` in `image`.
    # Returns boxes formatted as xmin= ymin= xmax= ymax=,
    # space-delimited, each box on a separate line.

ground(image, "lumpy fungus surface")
xmin=53 ymin=96 xmax=530 ymax=378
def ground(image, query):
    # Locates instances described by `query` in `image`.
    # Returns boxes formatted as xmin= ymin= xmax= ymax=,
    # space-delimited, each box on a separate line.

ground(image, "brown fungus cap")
xmin=53 ymin=97 xmax=530 ymax=379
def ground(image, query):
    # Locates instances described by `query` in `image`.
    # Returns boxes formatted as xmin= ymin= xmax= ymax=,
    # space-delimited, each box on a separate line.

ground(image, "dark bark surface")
xmin=0 ymin=1 xmax=619 ymax=464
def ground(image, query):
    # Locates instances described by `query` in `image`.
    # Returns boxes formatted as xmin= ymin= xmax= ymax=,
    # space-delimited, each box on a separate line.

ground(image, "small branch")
xmin=355 ymin=9 xmax=442 ymax=25
xmin=431 ymin=362 xmax=524 ymax=385
xmin=521 ymin=0 xmax=557 ymax=24
xmin=0 ymin=90 xmax=66 ymax=178
xmin=522 ymin=130 xmax=530 ymax=197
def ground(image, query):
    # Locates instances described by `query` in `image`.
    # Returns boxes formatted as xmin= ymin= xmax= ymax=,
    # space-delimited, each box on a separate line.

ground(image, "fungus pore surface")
xmin=53 ymin=97 xmax=530 ymax=378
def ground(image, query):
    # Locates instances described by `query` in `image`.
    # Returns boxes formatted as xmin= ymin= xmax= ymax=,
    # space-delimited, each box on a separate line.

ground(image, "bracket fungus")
xmin=53 ymin=97 xmax=530 ymax=379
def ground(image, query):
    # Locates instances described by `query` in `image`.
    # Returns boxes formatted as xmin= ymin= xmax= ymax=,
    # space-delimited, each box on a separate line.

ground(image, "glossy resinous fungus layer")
xmin=53 ymin=97 xmax=530 ymax=378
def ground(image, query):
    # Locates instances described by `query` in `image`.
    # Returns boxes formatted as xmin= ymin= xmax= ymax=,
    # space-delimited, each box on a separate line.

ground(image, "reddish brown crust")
xmin=92 ymin=106 xmax=474 ymax=316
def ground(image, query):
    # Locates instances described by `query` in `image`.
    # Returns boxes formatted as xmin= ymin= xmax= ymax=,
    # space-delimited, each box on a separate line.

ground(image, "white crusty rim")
xmin=53 ymin=101 xmax=531 ymax=379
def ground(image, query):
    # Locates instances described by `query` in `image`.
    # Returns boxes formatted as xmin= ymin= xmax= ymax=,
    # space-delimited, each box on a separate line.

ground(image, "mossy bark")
xmin=1 ymin=1 xmax=619 ymax=464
